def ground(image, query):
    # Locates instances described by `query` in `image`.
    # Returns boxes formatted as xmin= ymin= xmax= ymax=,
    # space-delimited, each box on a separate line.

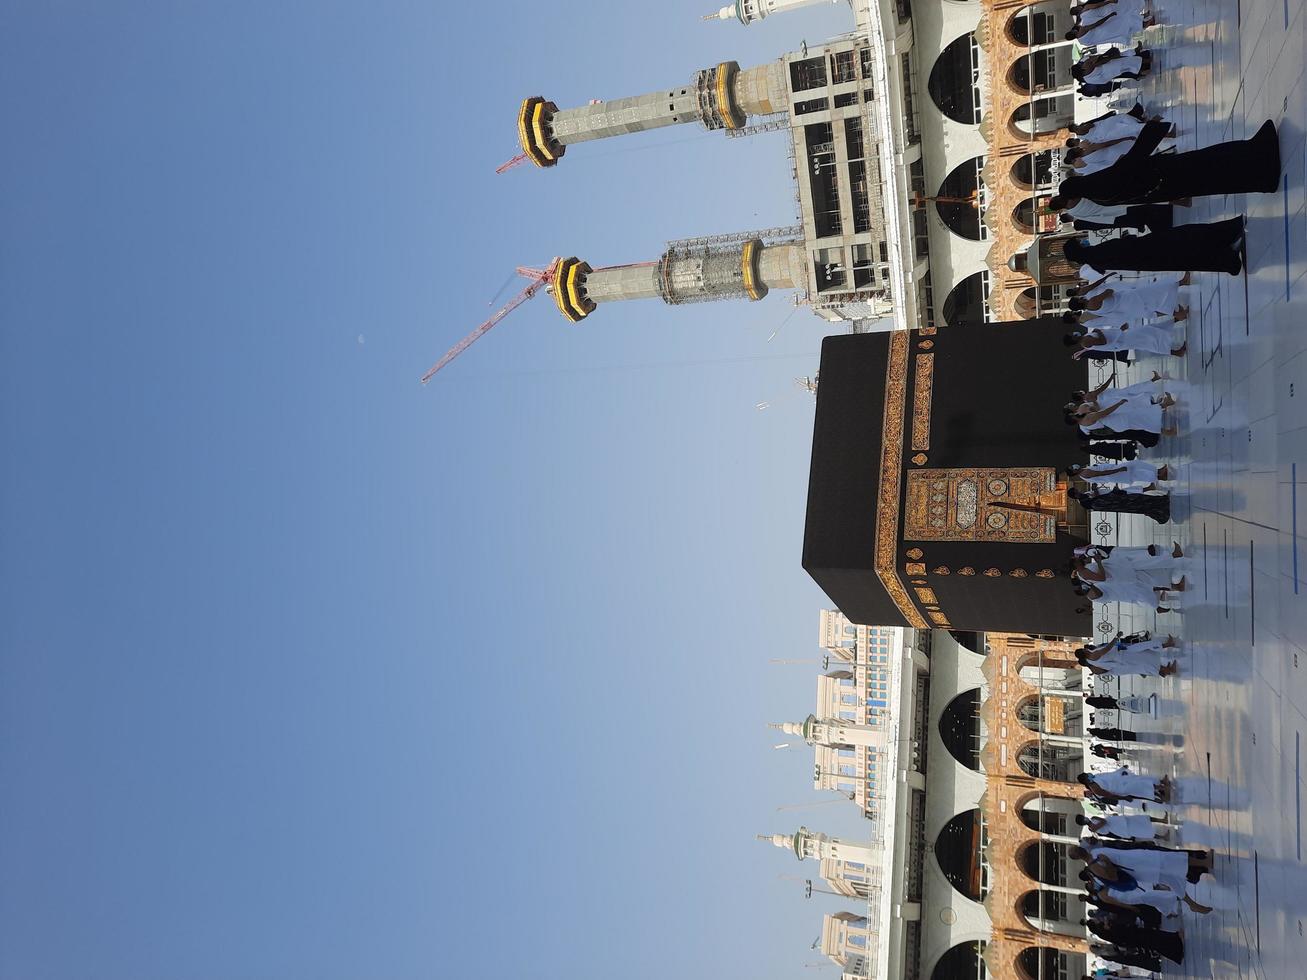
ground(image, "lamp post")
xmin=778 ymin=873 xmax=848 ymax=899
xmin=813 ymin=765 xmax=863 ymax=800
xmin=910 ymin=190 xmax=980 ymax=208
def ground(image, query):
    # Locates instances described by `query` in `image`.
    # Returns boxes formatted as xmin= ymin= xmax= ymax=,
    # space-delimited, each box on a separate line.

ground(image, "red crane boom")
xmin=496 ymin=152 xmax=529 ymax=174
xmin=420 ymin=263 xmax=557 ymax=384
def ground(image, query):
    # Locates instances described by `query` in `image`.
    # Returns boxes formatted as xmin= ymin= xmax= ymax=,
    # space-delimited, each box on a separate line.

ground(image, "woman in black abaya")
xmin=1069 ymin=487 xmax=1171 ymax=524
xmin=1058 ymin=118 xmax=1280 ymax=206
xmin=1063 ymin=218 xmax=1245 ymax=275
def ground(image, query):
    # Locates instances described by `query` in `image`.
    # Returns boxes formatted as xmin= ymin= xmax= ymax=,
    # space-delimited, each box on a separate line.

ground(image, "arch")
xmin=1014 ymin=284 xmax=1072 ymax=320
xmin=1015 ymin=839 xmax=1067 ymax=885
xmin=1019 ymin=887 xmax=1080 ymax=930
xmin=1006 ymin=49 xmax=1067 ymax=96
xmin=1013 ymin=197 xmax=1037 ymax=234
xmin=934 ymin=809 xmax=986 ymax=900
xmin=1016 ymin=740 xmax=1042 ymax=778
xmin=1007 ymin=57 xmax=1033 ymax=95
xmin=1014 ymin=646 xmax=1083 ymax=673
xmin=930 ymin=941 xmax=987 ymax=980
xmin=1011 ymin=155 xmax=1036 ymax=190
xmin=1011 ymin=787 xmax=1077 ymax=819
xmin=1007 ymin=10 xmax=1033 ymax=45
xmin=1018 ymin=803 xmax=1056 ymax=833
xmin=1011 ymin=149 xmax=1057 ymax=191
xmin=1020 ymin=795 xmax=1086 ymax=838
xmin=935 ymin=157 xmax=986 ymax=241
xmin=1016 ymin=946 xmax=1083 ymax=980
xmin=939 ymin=688 xmax=983 ymax=770
xmin=1017 ymin=692 xmax=1086 ymax=737
xmin=1006 ymin=3 xmax=1066 ymax=45
xmin=941 ymin=272 xmax=988 ymax=326
xmin=1019 ymin=893 xmax=1061 ymax=925
xmin=1011 ymin=94 xmax=1074 ymax=136
xmin=1014 ymin=287 xmax=1039 ymax=319
xmin=1017 ymin=740 xmax=1083 ymax=781
xmin=1015 ymin=695 xmax=1041 ymax=731
xmin=928 ymin=33 xmax=983 ymax=125
xmin=948 ymin=630 xmax=986 ymax=654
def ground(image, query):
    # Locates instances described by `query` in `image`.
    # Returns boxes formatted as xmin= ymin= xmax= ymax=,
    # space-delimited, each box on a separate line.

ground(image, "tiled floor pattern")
xmin=1085 ymin=0 xmax=1307 ymax=975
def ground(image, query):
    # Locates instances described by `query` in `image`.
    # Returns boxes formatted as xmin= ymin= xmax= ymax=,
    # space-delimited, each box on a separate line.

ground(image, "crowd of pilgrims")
xmin=1063 ymin=626 xmax=1230 ymax=979
xmin=1016 ymin=2 xmax=1285 ymax=976
xmin=1048 ymin=0 xmax=1286 ymax=611
xmin=1053 ymin=0 xmax=1280 ymax=280
xmin=1068 ymin=720 xmax=1239 ymax=975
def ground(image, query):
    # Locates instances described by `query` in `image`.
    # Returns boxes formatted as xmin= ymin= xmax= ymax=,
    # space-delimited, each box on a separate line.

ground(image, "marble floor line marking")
xmin=1204 ymin=521 xmax=1210 ymax=599
xmin=1250 ymin=539 xmax=1256 ymax=644
xmin=1284 ymin=175 xmax=1292 ymax=301
xmin=1098 ymin=6 xmax=1307 ymax=969
xmin=1224 ymin=527 xmax=1230 ymax=617
xmin=1293 ymin=462 xmax=1299 ymax=594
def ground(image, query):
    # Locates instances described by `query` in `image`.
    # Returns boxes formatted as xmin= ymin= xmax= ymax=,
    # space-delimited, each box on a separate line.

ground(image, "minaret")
xmin=771 ymin=714 xmax=886 ymax=750
xmin=758 ymin=827 xmax=883 ymax=898
xmin=517 ymin=59 xmax=788 ymax=167
xmin=759 ymin=826 xmax=879 ymax=866
xmin=705 ymin=0 xmax=842 ymax=27
xmin=549 ymin=237 xmax=802 ymax=322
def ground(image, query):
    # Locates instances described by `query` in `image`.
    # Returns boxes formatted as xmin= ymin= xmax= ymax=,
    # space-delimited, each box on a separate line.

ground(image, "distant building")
xmin=706 ymin=0 xmax=1088 ymax=325
xmin=821 ymin=911 xmax=876 ymax=979
xmin=770 ymin=622 xmax=1093 ymax=978
xmin=781 ymin=611 xmax=900 ymax=819
xmin=513 ymin=0 xmax=1089 ymax=342
xmin=509 ymin=1 xmax=1109 ymax=974
xmin=516 ymin=35 xmax=897 ymax=327
xmin=976 ymin=633 xmax=1094 ymax=977
xmin=705 ymin=0 xmax=845 ymax=28
xmin=759 ymin=827 xmax=884 ymax=898
xmin=816 ymin=612 xmax=897 ymax=730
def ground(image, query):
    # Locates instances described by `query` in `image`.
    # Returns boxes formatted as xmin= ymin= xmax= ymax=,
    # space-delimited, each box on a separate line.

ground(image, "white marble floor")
xmin=1084 ymin=0 xmax=1307 ymax=975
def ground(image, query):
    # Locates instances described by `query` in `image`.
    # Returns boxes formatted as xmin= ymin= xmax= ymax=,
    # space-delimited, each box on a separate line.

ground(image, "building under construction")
xmin=474 ymin=3 xmax=1123 ymax=978
xmin=425 ymin=0 xmax=1084 ymax=380
xmin=518 ymin=34 xmax=897 ymax=327
xmin=506 ymin=2 xmax=1084 ymax=339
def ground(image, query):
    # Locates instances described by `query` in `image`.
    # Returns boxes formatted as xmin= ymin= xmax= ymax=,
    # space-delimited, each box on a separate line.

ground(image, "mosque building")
xmin=514 ymin=0 xmax=1078 ymax=333
xmin=510 ymin=2 xmax=1192 ymax=978
xmin=763 ymin=621 xmax=1094 ymax=979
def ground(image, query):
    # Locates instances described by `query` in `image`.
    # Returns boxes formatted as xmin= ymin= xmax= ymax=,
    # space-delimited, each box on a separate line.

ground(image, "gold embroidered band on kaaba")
xmin=911 ymin=353 xmax=933 ymax=452
xmin=874 ymin=332 xmax=929 ymax=629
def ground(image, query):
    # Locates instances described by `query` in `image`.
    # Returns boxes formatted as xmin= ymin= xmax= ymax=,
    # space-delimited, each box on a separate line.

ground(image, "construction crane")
xmin=496 ymin=153 xmax=529 ymax=174
xmin=420 ymin=262 xmax=557 ymax=384
xmin=775 ymin=795 xmax=855 ymax=812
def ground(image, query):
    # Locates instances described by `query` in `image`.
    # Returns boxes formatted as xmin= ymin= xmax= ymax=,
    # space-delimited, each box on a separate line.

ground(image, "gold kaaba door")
xmin=904 ymin=468 xmax=1066 ymax=543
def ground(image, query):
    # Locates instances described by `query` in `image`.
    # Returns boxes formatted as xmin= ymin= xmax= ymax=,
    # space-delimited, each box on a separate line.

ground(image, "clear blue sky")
xmin=0 ymin=3 xmax=872 ymax=977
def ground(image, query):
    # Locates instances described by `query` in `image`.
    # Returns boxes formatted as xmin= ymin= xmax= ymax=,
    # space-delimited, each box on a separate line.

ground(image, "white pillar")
xmin=1029 ymin=915 xmax=1087 ymax=938
xmin=1041 ymin=734 xmax=1083 ymax=747
xmin=1041 ymin=883 xmax=1086 ymax=897
xmin=1040 ymin=833 xmax=1080 ymax=846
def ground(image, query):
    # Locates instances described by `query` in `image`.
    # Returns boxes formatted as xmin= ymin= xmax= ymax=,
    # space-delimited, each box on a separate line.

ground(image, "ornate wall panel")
xmin=904 ymin=467 xmax=1058 ymax=542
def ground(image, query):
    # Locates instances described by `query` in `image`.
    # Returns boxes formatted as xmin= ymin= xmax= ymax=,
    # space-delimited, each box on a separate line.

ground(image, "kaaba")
xmin=802 ymin=320 xmax=1091 ymax=636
